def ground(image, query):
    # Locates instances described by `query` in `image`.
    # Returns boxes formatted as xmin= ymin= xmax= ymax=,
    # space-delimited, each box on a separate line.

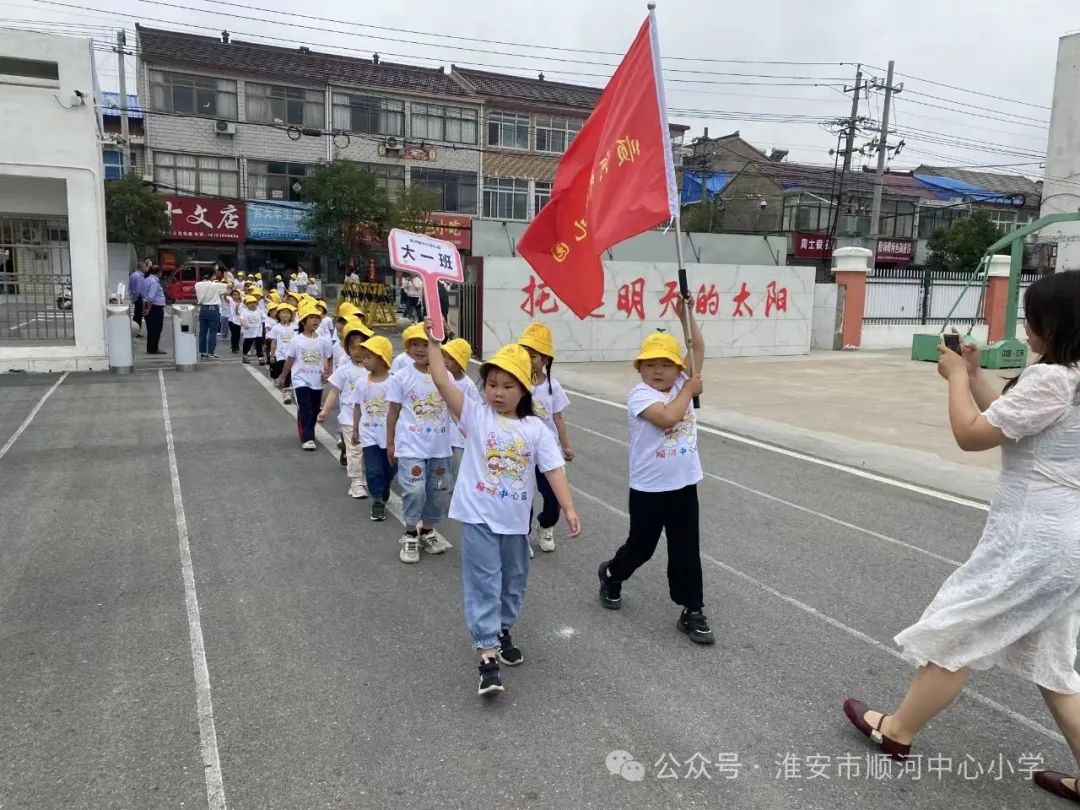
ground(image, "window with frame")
xmin=154 ymin=152 xmax=239 ymax=197
xmin=533 ymin=181 xmax=552 ymax=216
xmin=410 ymin=168 xmax=477 ymax=214
xmin=918 ymin=205 xmax=966 ymax=239
xmin=877 ymin=199 xmax=916 ymax=239
xmin=534 ymin=115 xmax=582 ymax=154
xmin=410 ymin=103 xmax=478 ymax=144
xmin=246 ymin=83 xmax=323 ymax=127
xmin=357 ymin=162 xmax=405 ymax=201
xmin=487 ymin=111 xmax=530 ymax=150
xmin=248 ymin=161 xmax=313 ymax=201
xmin=482 ymin=177 xmax=528 ymax=220
xmin=103 ymin=150 xmax=128 ymax=181
xmin=670 ymin=130 xmax=685 ymax=168
xmin=984 ymin=207 xmax=1018 ymax=233
xmin=149 ymin=70 xmax=236 ymax=118
xmin=332 ymin=93 xmax=404 ymax=136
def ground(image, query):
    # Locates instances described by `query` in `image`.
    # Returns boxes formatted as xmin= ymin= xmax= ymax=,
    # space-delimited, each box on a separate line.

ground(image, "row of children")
xmin=264 ymin=287 xmax=713 ymax=695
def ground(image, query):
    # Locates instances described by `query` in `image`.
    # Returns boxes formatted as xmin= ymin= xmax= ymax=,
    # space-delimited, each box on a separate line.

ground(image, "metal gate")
xmin=0 ymin=215 xmax=74 ymax=342
xmin=458 ymin=256 xmax=484 ymax=356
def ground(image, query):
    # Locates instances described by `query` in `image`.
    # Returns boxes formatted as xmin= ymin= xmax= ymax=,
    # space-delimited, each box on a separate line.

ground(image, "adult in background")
xmin=438 ymin=279 xmax=453 ymax=341
xmin=344 ymin=263 xmax=360 ymax=285
xmin=842 ymin=272 xmax=1080 ymax=804
xmin=142 ymin=264 xmax=167 ymax=355
xmin=195 ymin=266 xmax=228 ymax=359
xmin=402 ymin=274 xmax=424 ymax=322
xmin=128 ymin=259 xmax=148 ymax=337
xmin=296 ymin=266 xmax=309 ymax=294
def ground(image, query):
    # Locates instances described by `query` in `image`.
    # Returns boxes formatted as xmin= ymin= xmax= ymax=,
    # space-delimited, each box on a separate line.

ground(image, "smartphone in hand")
xmin=943 ymin=333 xmax=962 ymax=355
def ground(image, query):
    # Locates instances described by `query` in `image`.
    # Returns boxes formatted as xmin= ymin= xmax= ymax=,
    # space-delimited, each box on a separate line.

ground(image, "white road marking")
xmin=555 ymin=626 xmax=577 ymax=639
xmin=242 ymin=365 xmax=409 ymax=528
xmin=567 ymin=420 xmax=964 ymax=568
xmin=563 ymin=387 xmax=990 ymax=513
xmin=570 ymin=483 xmax=1066 ymax=747
xmin=0 ymin=372 xmax=68 ymax=463
xmin=158 ymin=370 xmax=228 ymax=810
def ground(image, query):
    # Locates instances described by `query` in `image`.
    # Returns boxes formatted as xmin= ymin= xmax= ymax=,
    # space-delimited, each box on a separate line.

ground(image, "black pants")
xmin=229 ymin=322 xmax=241 ymax=353
xmin=606 ymin=484 xmax=703 ymax=610
xmin=131 ymin=297 xmax=143 ymax=328
xmin=294 ymin=386 xmax=321 ymax=442
xmin=242 ymin=336 xmax=263 ymax=357
xmin=533 ymin=465 xmax=560 ymax=529
xmin=269 ymin=358 xmax=291 ymax=386
xmin=145 ymin=304 xmax=164 ymax=352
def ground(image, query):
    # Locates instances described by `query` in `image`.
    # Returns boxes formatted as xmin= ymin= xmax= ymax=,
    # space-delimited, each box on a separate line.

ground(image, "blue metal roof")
xmin=913 ymin=173 xmax=1025 ymax=207
xmin=681 ymin=171 xmax=733 ymax=205
xmin=100 ymin=92 xmax=143 ymax=119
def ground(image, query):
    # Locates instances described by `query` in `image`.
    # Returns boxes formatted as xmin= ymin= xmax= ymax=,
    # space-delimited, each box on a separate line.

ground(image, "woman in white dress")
xmin=843 ymin=271 xmax=1080 ymax=804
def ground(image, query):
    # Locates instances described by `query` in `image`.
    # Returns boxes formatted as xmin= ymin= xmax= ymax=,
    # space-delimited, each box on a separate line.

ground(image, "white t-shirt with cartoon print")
xmin=386 ymin=365 xmax=452 ymax=459
xmin=239 ymin=306 xmax=263 ymax=339
xmin=449 ymin=400 xmax=565 ymax=536
xmin=450 ymin=375 xmax=482 ymax=449
xmin=391 ymin=352 xmax=414 ymax=375
xmin=627 ymin=375 xmax=703 ymax=492
xmin=286 ymin=333 xmax=332 ymax=390
xmin=355 ymin=375 xmax=394 ymax=449
xmin=328 ymin=362 xmax=368 ymax=430
xmin=269 ymin=322 xmax=298 ymax=360
xmin=531 ymin=375 xmax=570 ymax=438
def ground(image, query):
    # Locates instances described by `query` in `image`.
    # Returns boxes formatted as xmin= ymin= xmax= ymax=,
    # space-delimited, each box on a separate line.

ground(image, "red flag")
xmin=517 ymin=8 xmax=678 ymax=319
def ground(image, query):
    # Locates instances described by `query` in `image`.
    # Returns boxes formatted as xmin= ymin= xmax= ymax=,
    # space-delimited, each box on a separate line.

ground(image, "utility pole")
xmin=826 ymin=64 xmax=862 ymax=264
xmin=842 ymin=64 xmax=862 ymax=174
xmin=115 ymin=30 xmax=132 ymax=173
xmin=868 ymin=60 xmax=900 ymax=255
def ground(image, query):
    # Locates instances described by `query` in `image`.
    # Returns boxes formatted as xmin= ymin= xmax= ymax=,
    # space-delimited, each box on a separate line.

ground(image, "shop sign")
xmin=420 ymin=213 xmax=472 ymax=251
xmin=245 ymin=200 xmax=313 ymax=242
xmin=793 ymin=232 xmax=834 ymax=259
xmin=876 ymin=238 xmax=915 ymax=264
xmin=162 ymin=194 xmax=244 ymax=242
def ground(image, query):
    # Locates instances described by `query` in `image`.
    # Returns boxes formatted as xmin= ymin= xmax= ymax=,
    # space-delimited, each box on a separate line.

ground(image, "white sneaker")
xmin=539 ymin=527 xmax=556 ymax=553
xmin=399 ymin=534 xmax=420 ymax=564
xmin=528 ymin=544 xmax=535 ymax=559
xmin=419 ymin=529 xmax=453 ymax=554
xmin=348 ymin=481 xmax=369 ymax=499
xmin=301 ymin=440 xmax=317 ymax=451
xmin=283 ymin=388 xmax=293 ymax=405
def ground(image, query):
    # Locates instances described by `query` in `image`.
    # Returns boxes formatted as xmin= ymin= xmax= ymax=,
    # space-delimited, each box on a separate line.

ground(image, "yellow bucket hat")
xmin=518 ymin=321 xmax=555 ymax=358
xmin=277 ymin=303 xmax=296 ymax=316
xmin=634 ymin=331 xmax=684 ymax=370
xmin=401 ymin=323 xmax=427 ymax=345
xmin=343 ymin=317 xmax=374 ymax=340
xmin=481 ymin=344 xmax=533 ymax=390
xmin=243 ymin=295 xmax=258 ymax=304
xmin=336 ymin=301 xmax=360 ymax=320
xmin=441 ymin=338 xmax=472 ymax=370
xmin=290 ymin=273 xmax=298 ymax=279
xmin=298 ymin=303 xmax=322 ymax=323
xmin=360 ymin=335 xmax=393 ymax=367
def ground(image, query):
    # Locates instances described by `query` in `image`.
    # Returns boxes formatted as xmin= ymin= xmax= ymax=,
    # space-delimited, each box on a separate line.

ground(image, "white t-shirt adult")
xmin=269 ymin=322 xmax=298 ymax=360
xmin=627 ymin=375 xmax=703 ymax=493
xmin=355 ymin=375 xmax=394 ymax=449
xmin=386 ymin=365 xmax=451 ymax=459
xmin=328 ymin=363 xmax=368 ymax=430
xmin=449 ymin=399 xmax=564 ymax=536
xmin=194 ymin=279 xmax=227 ymax=306
xmin=390 ymin=352 xmax=414 ymax=375
xmin=531 ymin=376 xmax=570 ymax=439
xmin=450 ymin=375 xmax=481 ymax=449
xmin=403 ymin=275 xmax=423 ymax=300
xmin=286 ymin=333 xmax=332 ymax=390
xmin=296 ymin=270 xmax=309 ymax=288
xmin=239 ymin=306 xmax=263 ymax=339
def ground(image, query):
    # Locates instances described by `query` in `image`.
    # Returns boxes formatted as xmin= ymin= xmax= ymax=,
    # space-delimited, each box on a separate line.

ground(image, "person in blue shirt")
xmin=128 ymin=261 xmax=147 ymax=337
xmin=142 ymin=264 xmax=167 ymax=354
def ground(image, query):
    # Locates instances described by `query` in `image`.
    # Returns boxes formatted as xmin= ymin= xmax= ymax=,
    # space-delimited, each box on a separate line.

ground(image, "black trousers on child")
xmin=294 ymin=386 xmax=321 ymax=442
xmin=606 ymin=484 xmax=703 ymax=610
xmin=242 ymin=336 xmax=263 ymax=357
xmin=532 ymin=465 xmax=561 ymax=529
xmin=229 ymin=322 xmax=241 ymax=353
xmin=269 ymin=358 xmax=291 ymax=387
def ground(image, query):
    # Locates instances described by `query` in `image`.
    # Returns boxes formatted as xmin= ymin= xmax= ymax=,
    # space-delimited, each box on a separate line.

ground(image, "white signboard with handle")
xmin=388 ymin=228 xmax=464 ymax=341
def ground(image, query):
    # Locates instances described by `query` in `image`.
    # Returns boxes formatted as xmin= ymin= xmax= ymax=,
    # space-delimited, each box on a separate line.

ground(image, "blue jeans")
xmin=198 ymin=305 xmax=219 ymax=355
xmin=218 ymin=311 xmax=230 ymax=338
xmin=396 ymin=456 xmax=452 ymax=528
xmin=363 ymin=444 xmax=396 ymax=503
xmin=461 ymin=522 xmax=530 ymax=650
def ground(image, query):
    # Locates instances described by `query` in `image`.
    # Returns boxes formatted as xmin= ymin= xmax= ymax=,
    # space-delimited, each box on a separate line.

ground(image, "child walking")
xmin=268 ymin=303 xmax=297 ymax=404
xmin=423 ymin=320 xmax=580 ymax=696
xmin=277 ymin=303 xmax=332 ymax=451
xmin=442 ymin=337 xmax=480 ymax=478
xmin=352 ymin=335 xmax=397 ymax=522
xmin=318 ymin=321 xmax=370 ymax=500
xmin=227 ymin=289 xmax=242 ymax=354
xmin=239 ymin=295 xmax=265 ymax=365
xmin=597 ymin=301 xmax=713 ymax=645
xmin=517 ymin=322 xmax=574 ymax=553
xmin=386 ymin=323 xmax=454 ymax=563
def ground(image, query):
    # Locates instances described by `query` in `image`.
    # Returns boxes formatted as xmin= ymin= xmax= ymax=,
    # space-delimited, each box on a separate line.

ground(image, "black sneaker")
xmin=477 ymin=657 xmax=504 ymax=696
xmin=598 ymin=562 xmax=622 ymax=610
xmin=678 ymin=609 xmax=716 ymax=645
xmin=337 ymin=439 xmax=347 ymax=467
xmin=497 ymin=629 xmax=523 ymax=666
xmin=370 ymin=500 xmax=387 ymax=522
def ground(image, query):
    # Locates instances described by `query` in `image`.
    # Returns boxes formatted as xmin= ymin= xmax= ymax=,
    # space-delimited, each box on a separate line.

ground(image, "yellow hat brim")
xmin=633 ymin=349 xmax=685 ymax=370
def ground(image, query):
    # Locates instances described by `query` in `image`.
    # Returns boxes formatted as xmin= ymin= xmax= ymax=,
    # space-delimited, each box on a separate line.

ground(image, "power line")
xmin=880 ymin=66 xmax=1053 ymax=111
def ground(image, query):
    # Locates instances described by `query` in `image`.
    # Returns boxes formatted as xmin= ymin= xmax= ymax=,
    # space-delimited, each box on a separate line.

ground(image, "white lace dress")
xmin=895 ymin=363 xmax=1080 ymax=693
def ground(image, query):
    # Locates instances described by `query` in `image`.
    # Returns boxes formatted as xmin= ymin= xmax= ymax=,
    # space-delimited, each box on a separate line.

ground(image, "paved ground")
xmin=0 ymin=346 xmax=1074 ymax=809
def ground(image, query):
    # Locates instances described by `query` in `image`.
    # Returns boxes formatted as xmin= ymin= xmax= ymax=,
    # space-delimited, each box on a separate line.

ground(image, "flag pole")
xmin=672 ymin=214 xmax=700 ymax=408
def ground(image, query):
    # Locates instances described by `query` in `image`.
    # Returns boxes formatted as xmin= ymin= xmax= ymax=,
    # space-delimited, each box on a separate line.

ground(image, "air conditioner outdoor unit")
xmin=215 ymin=119 xmax=236 ymax=136
xmin=384 ymin=136 xmax=401 ymax=151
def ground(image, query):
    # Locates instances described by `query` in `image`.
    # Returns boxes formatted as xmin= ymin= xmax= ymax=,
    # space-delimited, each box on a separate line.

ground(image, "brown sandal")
xmin=842 ymin=698 xmax=911 ymax=759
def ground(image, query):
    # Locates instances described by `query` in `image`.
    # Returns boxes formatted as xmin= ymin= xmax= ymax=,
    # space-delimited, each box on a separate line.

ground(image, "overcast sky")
xmin=6 ymin=0 xmax=1075 ymax=178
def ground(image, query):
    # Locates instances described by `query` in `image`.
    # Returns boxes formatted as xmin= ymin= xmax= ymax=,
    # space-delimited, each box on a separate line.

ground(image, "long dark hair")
xmin=1004 ymin=271 xmax=1080 ymax=392
xmin=543 ymin=355 xmax=554 ymax=396
xmin=480 ymin=364 xmax=535 ymax=420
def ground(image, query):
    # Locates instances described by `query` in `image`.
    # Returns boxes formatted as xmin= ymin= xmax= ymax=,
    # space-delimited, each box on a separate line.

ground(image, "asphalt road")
xmin=0 ymin=358 xmax=1074 ymax=810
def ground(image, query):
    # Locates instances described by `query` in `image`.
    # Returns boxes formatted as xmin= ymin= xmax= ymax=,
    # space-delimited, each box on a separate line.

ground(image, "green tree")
xmin=926 ymin=210 xmax=1028 ymax=273
xmin=680 ymin=200 xmax=725 ymax=233
xmin=104 ymin=174 xmax=169 ymax=256
xmin=392 ymin=183 xmax=440 ymax=233
xmin=300 ymin=160 xmax=395 ymax=269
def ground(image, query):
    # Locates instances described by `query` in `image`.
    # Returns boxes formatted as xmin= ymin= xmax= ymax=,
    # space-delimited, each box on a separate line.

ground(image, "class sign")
xmin=388 ymin=228 xmax=464 ymax=341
